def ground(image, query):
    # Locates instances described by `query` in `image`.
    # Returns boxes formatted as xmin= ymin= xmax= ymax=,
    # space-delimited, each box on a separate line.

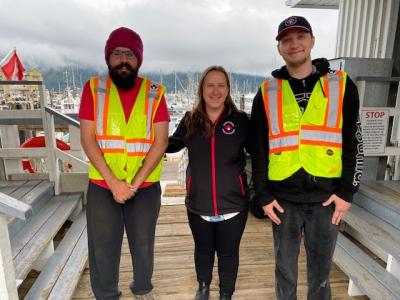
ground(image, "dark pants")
xmin=86 ymin=182 xmax=161 ymax=300
xmin=187 ymin=210 xmax=248 ymax=295
xmin=272 ymin=200 xmax=338 ymax=300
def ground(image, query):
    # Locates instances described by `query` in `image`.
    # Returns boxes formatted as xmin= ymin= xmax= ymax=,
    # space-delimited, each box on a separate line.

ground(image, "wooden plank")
xmin=334 ymin=233 xmax=400 ymax=299
xmin=15 ymin=181 xmax=54 ymax=208
xmin=0 ymin=180 xmax=27 ymax=196
xmin=0 ymin=214 xmax=19 ymax=300
xmin=163 ymin=183 xmax=186 ymax=197
xmin=360 ymin=181 xmax=400 ymax=211
xmin=0 ymin=192 xmax=32 ymax=220
xmin=24 ymin=210 xmax=87 ymax=300
xmin=8 ymin=173 xmax=49 ymax=181
xmin=11 ymin=198 xmax=63 ymax=258
xmin=354 ymin=184 xmax=400 ymax=230
xmin=47 ymin=230 xmax=88 ymax=300
xmin=0 ymin=110 xmax=42 ymax=120
xmin=377 ymin=180 xmax=400 ymax=194
xmin=13 ymin=194 xmax=81 ymax=280
xmin=8 ymin=181 xmax=54 ymax=237
xmin=343 ymin=204 xmax=400 ymax=262
xmin=54 ymin=148 xmax=88 ymax=169
xmin=9 ymin=180 xmax=42 ymax=200
xmin=0 ymin=148 xmax=47 ymax=158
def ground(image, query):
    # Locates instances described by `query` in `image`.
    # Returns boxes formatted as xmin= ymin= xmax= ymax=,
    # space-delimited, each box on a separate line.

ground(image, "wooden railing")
xmin=177 ymin=148 xmax=188 ymax=187
xmin=0 ymin=80 xmax=88 ymax=194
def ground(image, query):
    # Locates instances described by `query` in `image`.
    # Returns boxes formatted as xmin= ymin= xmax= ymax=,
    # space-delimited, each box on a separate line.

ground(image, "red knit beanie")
xmin=104 ymin=27 xmax=143 ymax=67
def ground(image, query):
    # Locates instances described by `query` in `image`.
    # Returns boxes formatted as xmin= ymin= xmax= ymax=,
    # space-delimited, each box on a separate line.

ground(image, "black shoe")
xmin=219 ymin=291 xmax=232 ymax=300
xmin=129 ymin=281 xmax=135 ymax=293
xmin=194 ymin=282 xmax=210 ymax=300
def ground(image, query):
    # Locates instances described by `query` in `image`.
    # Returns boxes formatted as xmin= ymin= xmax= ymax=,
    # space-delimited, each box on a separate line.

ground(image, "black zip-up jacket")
xmin=167 ymin=108 xmax=251 ymax=216
xmin=251 ymin=58 xmax=364 ymax=206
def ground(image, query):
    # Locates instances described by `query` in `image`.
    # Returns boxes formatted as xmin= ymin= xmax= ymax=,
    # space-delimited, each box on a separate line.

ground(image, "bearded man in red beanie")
xmin=79 ymin=27 xmax=169 ymax=300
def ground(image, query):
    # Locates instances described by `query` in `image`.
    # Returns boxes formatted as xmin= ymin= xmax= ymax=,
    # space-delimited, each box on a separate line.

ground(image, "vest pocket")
xmin=316 ymin=146 xmax=342 ymax=176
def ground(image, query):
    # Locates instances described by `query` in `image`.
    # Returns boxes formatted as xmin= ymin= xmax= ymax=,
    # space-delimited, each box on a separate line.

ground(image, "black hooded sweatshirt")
xmin=251 ymin=58 xmax=364 ymax=206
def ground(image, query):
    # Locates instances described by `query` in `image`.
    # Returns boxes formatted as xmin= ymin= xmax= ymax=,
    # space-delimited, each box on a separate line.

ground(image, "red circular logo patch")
xmin=222 ymin=121 xmax=235 ymax=135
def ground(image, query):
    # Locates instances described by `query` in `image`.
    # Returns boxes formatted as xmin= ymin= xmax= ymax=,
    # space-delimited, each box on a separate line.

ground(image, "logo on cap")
xmin=285 ymin=17 xmax=297 ymax=26
xmin=222 ymin=121 xmax=235 ymax=135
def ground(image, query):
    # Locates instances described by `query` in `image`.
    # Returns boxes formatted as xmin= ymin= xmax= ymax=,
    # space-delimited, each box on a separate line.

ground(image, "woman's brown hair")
xmin=185 ymin=65 xmax=238 ymax=138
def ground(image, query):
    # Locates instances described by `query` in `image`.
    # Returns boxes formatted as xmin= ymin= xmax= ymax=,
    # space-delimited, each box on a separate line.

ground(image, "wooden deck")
xmin=72 ymin=204 xmax=367 ymax=300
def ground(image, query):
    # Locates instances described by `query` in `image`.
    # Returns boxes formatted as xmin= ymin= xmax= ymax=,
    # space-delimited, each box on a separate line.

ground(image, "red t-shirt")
xmin=79 ymin=76 xmax=170 ymax=190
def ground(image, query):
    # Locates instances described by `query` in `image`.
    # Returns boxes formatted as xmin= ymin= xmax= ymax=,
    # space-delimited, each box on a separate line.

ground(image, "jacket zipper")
xmin=186 ymin=176 xmax=191 ymax=196
xmin=211 ymin=112 xmax=223 ymax=216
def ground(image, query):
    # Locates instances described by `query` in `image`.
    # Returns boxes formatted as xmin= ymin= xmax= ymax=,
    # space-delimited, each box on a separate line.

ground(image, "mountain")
xmin=40 ymin=67 xmax=267 ymax=95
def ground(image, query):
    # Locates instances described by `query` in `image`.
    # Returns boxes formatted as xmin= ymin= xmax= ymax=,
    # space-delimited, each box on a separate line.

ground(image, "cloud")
xmin=0 ymin=0 xmax=338 ymax=75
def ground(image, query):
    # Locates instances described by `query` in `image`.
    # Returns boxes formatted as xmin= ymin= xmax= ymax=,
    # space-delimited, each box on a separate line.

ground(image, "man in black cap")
xmin=251 ymin=16 xmax=364 ymax=299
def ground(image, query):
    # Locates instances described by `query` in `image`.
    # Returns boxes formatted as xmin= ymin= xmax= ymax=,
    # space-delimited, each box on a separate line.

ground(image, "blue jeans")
xmin=86 ymin=182 xmax=161 ymax=300
xmin=272 ymin=199 xmax=338 ymax=300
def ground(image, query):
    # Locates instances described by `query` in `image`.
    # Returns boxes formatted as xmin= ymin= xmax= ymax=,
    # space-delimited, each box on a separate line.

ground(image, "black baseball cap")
xmin=276 ymin=16 xmax=313 ymax=41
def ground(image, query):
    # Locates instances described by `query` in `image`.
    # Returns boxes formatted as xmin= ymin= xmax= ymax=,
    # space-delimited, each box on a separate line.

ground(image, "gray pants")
xmin=86 ymin=182 xmax=161 ymax=300
xmin=272 ymin=199 xmax=338 ymax=300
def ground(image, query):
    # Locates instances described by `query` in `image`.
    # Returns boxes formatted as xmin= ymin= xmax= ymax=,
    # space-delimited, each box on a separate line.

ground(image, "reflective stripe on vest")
xmin=96 ymin=137 xmax=125 ymax=153
xmin=300 ymin=128 xmax=342 ymax=147
xmin=324 ymin=72 xmax=344 ymax=128
xmin=126 ymin=142 xmax=152 ymax=155
xmin=262 ymin=80 xmax=283 ymax=136
xmin=269 ymin=134 xmax=299 ymax=153
xmin=94 ymin=76 xmax=111 ymax=136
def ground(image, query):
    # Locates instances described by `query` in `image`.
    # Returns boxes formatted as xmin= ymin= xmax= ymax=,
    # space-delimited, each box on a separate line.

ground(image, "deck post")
xmin=39 ymin=85 xmax=60 ymax=195
xmin=0 ymin=125 xmax=23 ymax=178
xmin=177 ymin=149 xmax=188 ymax=187
xmin=348 ymin=279 xmax=365 ymax=296
xmin=0 ymin=213 xmax=19 ymax=300
xmin=387 ymin=254 xmax=400 ymax=281
xmin=32 ymin=241 xmax=54 ymax=272
xmin=68 ymin=125 xmax=87 ymax=172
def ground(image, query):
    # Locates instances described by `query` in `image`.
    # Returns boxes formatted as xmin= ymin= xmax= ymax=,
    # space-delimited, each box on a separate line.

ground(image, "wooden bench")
xmin=11 ymin=193 xmax=82 ymax=283
xmin=24 ymin=209 xmax=87 ymax=300
xmin=7 ymin=180 xmax=55 ymax=238
xmin=334 ymin=233 xmax=400 ymax=299
xmin=353 ymin=181 xmax=400 ymax=230
xmin=343 ymin=203 xmax=400 ymax=268
xmin=333 ymin=181 xmax=400 ymax=299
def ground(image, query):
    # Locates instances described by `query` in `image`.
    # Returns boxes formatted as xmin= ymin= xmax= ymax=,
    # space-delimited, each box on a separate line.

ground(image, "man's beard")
xmin=286 ymin=55 xmax=310 ymax=69
xmin=108 ymin=63 xmax=138 ymax=89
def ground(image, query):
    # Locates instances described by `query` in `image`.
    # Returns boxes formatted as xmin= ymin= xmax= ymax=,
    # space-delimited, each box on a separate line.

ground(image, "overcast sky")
xmin=0 ymin=0 xmax=338 ymax=76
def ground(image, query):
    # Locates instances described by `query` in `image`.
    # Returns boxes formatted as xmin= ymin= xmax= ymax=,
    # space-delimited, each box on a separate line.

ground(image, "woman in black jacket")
xmin=167 ymin=65 xmax=251 ymax=300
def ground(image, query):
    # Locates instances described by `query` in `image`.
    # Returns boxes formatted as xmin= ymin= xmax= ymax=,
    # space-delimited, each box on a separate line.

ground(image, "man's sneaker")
xmin=134 ymin=291 xmax=155 ymax=300
xmin=129 ymin=281 xmax=155 ymax=300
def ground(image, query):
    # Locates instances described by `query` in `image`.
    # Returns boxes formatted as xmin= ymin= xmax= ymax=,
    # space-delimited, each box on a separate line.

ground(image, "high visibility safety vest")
xmin=88 ymin=75 xmax=165 ymax=183
xmin=261 ymin=70 xmax=347 ymax=181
